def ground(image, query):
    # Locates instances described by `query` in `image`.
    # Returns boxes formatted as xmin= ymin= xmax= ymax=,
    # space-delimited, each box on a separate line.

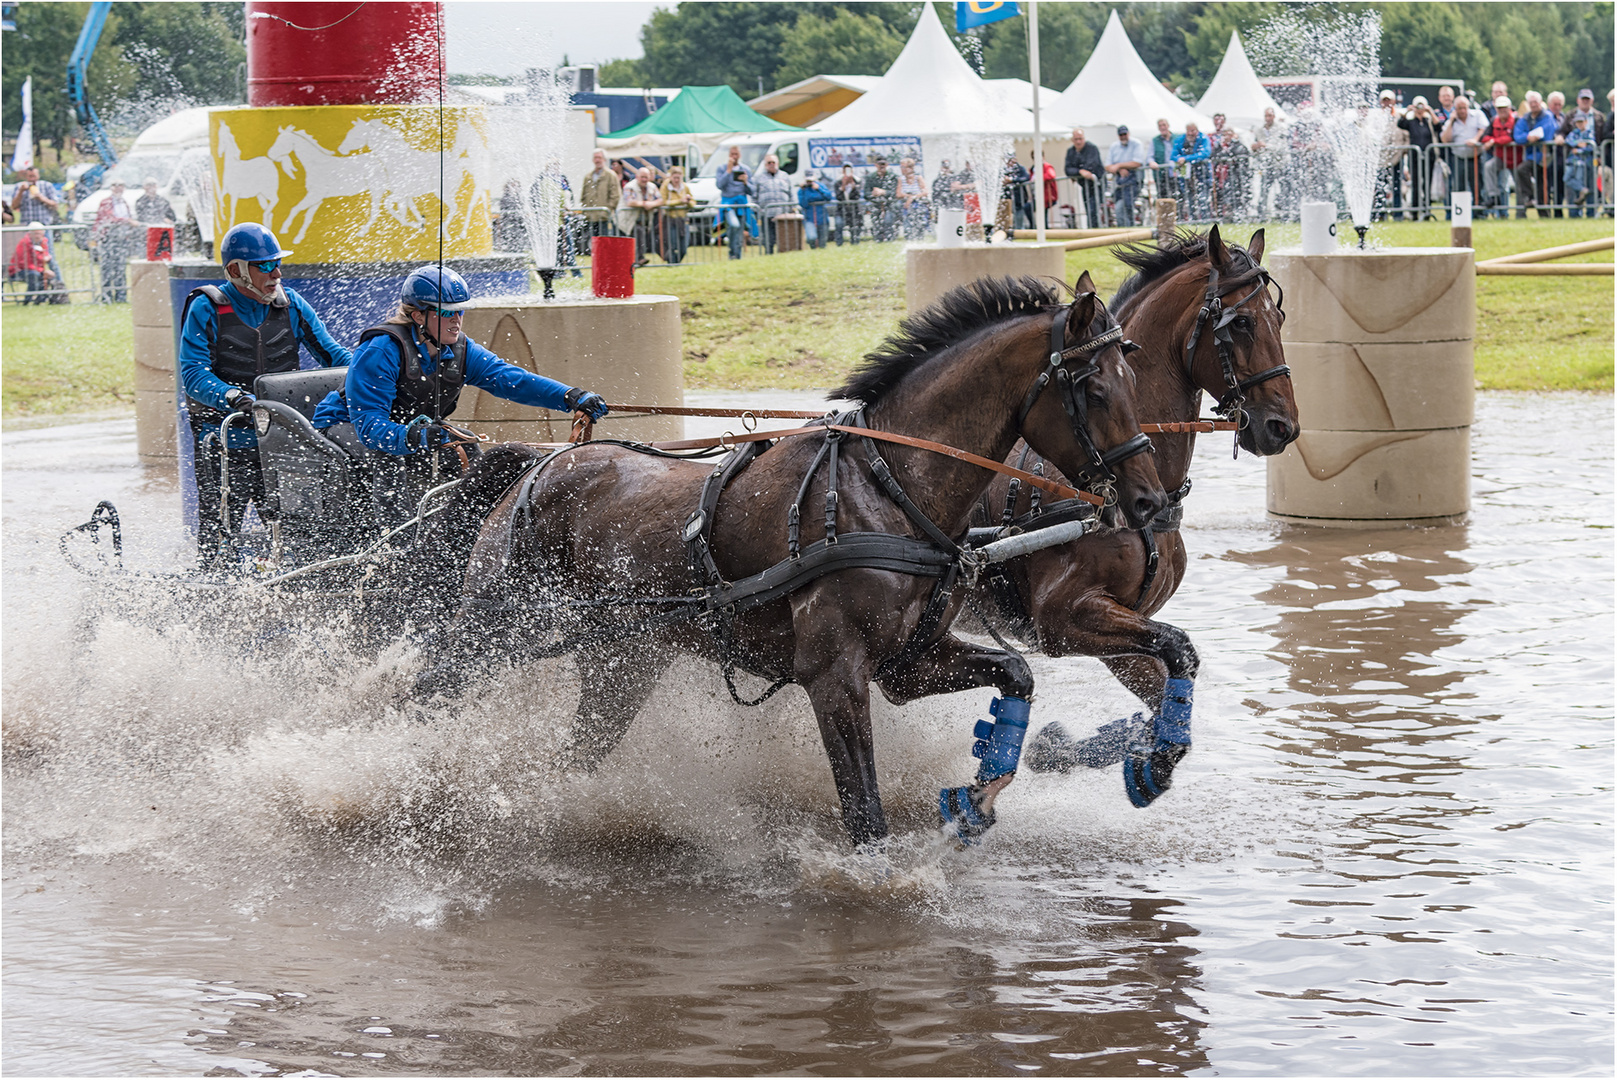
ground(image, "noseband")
xmin=1183 ymin=257 xmax=1290 ymax=435
xmin=1015 ymin=306 xmax=1154 ymax=505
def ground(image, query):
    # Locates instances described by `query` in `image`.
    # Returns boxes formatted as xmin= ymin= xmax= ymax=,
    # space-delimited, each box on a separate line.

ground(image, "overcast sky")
xmin=445 ymin=1 xmax=665 ymax=76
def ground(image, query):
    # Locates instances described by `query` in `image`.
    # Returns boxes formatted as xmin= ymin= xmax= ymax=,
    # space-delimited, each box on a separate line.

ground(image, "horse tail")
xmin=398 ymin=442 xmax=551 ymax=624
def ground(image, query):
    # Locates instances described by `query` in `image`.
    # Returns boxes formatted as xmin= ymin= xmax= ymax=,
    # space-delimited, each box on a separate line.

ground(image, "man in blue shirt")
xmin=179 ymin=222 xmax=351 ymax=560
xmin=1105 ymin=125 xmax=1148 ymax=227
xmin=1512 ymin=91 xmax=1561 ymax=216
xmin=1172 ymin=122 xmax=1213 ymax=219
xmin=311 ymin=264 xmax=608 ymax=527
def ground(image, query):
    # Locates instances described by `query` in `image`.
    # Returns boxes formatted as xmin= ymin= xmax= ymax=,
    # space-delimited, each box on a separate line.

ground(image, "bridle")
xmin=1016 ymin=303 xmax=1155 ymax=507
xmin=1183 ymin=254 xmax=1290 ymax=444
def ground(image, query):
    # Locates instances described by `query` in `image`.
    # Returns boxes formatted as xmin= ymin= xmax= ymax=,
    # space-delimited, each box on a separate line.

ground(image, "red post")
xmin=246 ymin=1 xmax=445 ymax=107
xmin=591 ymin=236 xmax=636 ymax=298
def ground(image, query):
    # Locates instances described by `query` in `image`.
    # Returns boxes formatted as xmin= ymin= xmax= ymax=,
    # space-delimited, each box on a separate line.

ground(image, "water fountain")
xmin=903 ymin=134 xmax=1067 ymax=314
xmin=130 ymin=1 xmax=682 ymax=471
xmin=1250 ymin=11 xmax=1474 ymax=527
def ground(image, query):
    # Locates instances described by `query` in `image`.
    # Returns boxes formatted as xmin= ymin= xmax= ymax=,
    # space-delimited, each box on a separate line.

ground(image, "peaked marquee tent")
xmin=811 ymin=2 xmax=1035 ymax=135
xmin=1196 ymin=29 xmax=1287 ymax=132
xmin=597 ymin=84 xmax=801 ymax=158
xmin=1049 ymin=10 xmax=1211 ymax=140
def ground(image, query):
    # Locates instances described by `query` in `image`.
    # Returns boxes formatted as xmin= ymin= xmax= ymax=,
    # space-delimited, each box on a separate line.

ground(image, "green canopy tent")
xmin=596 ymin=84 xmax=801 ymax=160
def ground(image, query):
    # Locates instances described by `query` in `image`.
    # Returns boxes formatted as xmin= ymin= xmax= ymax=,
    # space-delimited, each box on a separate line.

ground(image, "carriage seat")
xmin=252 ymin=368 xmax=371 ymax=557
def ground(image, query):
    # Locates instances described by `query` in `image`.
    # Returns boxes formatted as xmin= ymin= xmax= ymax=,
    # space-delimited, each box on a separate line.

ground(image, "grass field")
xmin=2 ymin=217 xmax=1610 ymax=423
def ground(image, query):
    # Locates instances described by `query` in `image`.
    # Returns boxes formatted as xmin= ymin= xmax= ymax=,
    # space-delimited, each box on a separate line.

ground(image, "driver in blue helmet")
xmin=311 ymin=265 xmax=608 ymax=520
xmin=179 ymin=222 xmax=352 ymax=560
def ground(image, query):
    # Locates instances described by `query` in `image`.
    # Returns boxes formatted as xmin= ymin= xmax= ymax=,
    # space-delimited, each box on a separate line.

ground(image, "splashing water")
xmin=1248 ymin=9 xmax=1385 ymax=232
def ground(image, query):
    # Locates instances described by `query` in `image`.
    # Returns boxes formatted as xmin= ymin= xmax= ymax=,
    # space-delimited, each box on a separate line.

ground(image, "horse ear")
xmin=1066 ymin=288 xmax=1098 ymax=339
xmin=1074 ymin=269 xmax=1096 ymax=296
xmin=1206 ymin=223 xmax=1231 ymax=269
xmin=1247 ymin=227 xmax=1266 ymax=264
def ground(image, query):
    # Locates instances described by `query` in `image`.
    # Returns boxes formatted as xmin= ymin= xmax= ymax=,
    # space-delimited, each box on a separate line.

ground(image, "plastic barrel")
xmin=591 ymin=236 xmax=636 ymax=298
xmin=246 ymin=1 xmax=444 ymax=107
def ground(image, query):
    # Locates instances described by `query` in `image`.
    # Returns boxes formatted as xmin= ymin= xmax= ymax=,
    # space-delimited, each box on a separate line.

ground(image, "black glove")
xmin=563 ymin=387 xmax=609 ymax=421
xmin=403 ymin=414 xmax=446 ymax=450
xmin=224 ymin=387 xmax=255 ymax=411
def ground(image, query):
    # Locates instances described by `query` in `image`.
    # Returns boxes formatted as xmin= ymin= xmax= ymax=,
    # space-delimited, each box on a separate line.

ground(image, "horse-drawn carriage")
xmin=63 ymin=227 xmax=1298 ymax=851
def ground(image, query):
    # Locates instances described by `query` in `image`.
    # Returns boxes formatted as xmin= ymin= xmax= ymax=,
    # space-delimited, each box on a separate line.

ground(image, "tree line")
xmin=3 ymin=1 xmax=245 ymax=169
xmin=600 ymin=1 xmax=1614 ymax=113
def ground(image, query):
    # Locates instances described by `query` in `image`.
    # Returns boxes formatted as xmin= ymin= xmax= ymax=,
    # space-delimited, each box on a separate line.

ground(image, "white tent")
xmin=811 ymin=3 xmax=1035 ymax=135
xmin=1049 ymin=10 xmax=1212 ymax=143
xmin=1195 ymin=29 xmax=1287 ymax=133
xmin=983 ymin=77 xmax=1062 ymax=118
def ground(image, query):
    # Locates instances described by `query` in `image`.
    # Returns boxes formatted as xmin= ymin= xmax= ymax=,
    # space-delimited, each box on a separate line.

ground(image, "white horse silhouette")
xmin=215 ymin=120 xmax=279 ymax=228
xmin=267 ymin=126 xmax=414 ymax=244
xmin=336 ymin=116 xmax=489 ymax=242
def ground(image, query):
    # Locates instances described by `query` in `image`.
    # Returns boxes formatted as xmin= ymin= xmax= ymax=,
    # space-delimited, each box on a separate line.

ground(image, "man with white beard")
xmin=178 ymin=223 xmax=352 ymax=560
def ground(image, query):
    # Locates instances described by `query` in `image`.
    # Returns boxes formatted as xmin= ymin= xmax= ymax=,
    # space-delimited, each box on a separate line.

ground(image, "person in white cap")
xmin=1397 ymin=95 xmax=1441 ymax=219
xmin=1482 ymin=95 xmax=1520 ymax=217
xmin=1376 ymin=90 xmax=1410 ymax=220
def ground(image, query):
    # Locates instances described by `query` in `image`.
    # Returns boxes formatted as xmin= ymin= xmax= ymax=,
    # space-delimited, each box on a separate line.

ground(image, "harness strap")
xmin=861 ymin=430 xmax=963 ymax=557
xmin=1131 ymin=477 xmax=1191 ymax=610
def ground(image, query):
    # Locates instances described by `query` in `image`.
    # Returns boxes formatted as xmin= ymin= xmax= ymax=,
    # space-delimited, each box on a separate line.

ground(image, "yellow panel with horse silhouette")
xmin=209 ymin=105 xmax=493 ymax=265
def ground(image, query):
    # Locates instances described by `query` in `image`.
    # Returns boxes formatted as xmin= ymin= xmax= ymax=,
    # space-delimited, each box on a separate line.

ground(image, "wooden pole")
xmin=1154 ymin=198 xmax=1177 ymax=239
xmin=1480 ymin=236 xmax=1615 ymax=265
xmin=1062 ymin=229 xmax=1155 ymax=252
xmin=1011 ymin=227 xmax=1139 ymax=240
xmin=1474 ymin=262 xmax=1613 ymax=276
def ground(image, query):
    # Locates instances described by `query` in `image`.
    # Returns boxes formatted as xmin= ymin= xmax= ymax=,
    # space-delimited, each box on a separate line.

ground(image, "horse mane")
xmin=834 ymin=275 xmax=1066 ymax=405
xmin=1111 ymin=229 xmax=1260 ymax=313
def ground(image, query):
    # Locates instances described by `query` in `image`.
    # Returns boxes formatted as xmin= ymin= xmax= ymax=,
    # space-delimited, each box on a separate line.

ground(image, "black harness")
xmin=1183 ymin=257 xmax=1290 ymax=453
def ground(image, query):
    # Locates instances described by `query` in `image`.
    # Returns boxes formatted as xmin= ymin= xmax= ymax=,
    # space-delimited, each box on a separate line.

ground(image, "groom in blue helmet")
xmin=311 ymin=264 xmax=608 ymax=523
xmin=179 ymin=222 xmax=352 ymax=560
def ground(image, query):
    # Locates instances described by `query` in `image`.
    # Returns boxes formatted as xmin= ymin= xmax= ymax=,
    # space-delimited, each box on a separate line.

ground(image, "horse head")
xmin=336 ymin=118 xmax=385 ymax=157
xmin=1020 ymin=270 xmax=1166 ymax=529
xmin=265 ymin=127 xmax=302 ymax=174
xmin=1195 ymin=224 xmax=1299 ymax=456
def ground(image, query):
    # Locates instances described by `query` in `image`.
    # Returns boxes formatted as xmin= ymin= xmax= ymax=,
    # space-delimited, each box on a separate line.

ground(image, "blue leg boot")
xmin=939 ymin=696 xmax=1029 ymax=843
xmin=1025 ymin=715 xmax=1139 ymax=772
xmin=1124 ymin=678 xmax=1193 ymax=808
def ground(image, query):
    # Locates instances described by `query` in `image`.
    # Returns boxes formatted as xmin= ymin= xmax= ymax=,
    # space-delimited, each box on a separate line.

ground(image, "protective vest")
xmin=358 ymin=322 xmax=467 ymax=423
xmin=185 ymin=285 xmax=298 ymax=424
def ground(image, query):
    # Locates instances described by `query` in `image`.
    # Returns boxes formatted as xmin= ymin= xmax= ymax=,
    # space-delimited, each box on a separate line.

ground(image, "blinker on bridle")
xmin=1016 ymin=306 xmax=1154 ymax=507
xmin=1184 ymin=256 xmax=1290 ymax=456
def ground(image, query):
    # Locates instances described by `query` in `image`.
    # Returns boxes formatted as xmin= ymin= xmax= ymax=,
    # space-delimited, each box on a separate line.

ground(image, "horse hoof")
xmin=1026 ymin=716 xmax=1135 ymax=773
xmin=1024 ymin=721 xmax=1078 ymax=773
xmin=938 ymin=785 xmax=996 ymax=845
xmin=1123 ymin=723 xmax=1189 ymax=808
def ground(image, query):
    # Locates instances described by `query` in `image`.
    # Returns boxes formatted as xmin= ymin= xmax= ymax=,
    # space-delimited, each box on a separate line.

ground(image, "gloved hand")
xmin=403 ymin=414 xmax=445 ymax=450
xmin=563 ymin=387 xmax=609 ymax=421
xmin=224 ymin=387 xmax=255 ymax=412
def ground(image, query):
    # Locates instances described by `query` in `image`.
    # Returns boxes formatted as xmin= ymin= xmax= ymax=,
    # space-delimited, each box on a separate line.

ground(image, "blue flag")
xmin=956 ymin=1 xmax=1020 ymax=32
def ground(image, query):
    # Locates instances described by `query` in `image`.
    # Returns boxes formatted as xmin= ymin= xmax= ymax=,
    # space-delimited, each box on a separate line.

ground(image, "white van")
xmin=73 ymin=107 xmax=215 ymax=245
xmin=687 ymin=133 xmax=807 ymax=208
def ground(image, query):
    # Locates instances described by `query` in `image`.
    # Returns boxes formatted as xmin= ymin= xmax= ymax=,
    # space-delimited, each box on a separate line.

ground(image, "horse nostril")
xmin=1134 ymin=494 xmax=1162 ymax=525
xmin=1267 ymin=417 xmax=1297 ymax=446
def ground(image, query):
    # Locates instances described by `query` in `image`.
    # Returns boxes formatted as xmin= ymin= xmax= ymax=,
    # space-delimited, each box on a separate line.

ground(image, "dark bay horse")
xmin=959 ymin=226 xmax=1299 ymax=806
xmin=416 ymin=273 xmax=1166 ymax=848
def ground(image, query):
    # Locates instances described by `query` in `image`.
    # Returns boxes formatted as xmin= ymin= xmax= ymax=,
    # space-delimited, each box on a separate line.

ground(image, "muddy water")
xmin=3 ymin=392 xmax=1611 ymax=1077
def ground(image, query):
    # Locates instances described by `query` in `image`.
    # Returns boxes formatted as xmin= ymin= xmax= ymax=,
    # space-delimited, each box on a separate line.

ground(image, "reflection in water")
xmin=3 ymin=393 xmax=1611 ymax=1075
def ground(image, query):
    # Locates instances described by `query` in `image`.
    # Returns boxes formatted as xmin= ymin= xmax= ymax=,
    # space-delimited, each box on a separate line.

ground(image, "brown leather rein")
xmin=523 ymin=404 xmax=1237 ymax=510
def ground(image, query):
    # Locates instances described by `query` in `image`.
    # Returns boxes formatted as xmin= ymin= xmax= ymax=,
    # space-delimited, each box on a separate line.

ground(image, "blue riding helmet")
xmin=401 ymin=265 xmax=472 ymax=310
xmin=220 ymin=222 xmax=292 ymax=265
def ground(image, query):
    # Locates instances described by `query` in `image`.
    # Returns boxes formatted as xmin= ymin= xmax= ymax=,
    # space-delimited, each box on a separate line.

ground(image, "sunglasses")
xmin=248 ymin=259 xmax=281 ymax=273
xmin=426 ymin=306 xmax=465 ymax=319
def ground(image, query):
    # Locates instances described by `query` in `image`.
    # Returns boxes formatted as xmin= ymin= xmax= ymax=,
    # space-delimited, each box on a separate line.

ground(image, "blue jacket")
xmin=1513 ymin=110 xmax=1560 ymax=163
xmin=797 ymin=181 xmax=832 ymax=229
xmin=179 ymin=281 xmax=351 ymax=448
xmin=1171 ymin=132 xmax=1212 ymax=165
xmin=310 ymin=322 xmax=574 ymax=456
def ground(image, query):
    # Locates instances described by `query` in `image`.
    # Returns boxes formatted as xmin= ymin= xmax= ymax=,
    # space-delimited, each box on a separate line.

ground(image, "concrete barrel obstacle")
xmin=1267 ymin=247 xmax=1475 ymax=527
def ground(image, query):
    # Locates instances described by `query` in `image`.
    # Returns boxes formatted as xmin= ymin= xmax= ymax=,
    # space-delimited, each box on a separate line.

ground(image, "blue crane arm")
xmin=66 ymin=0 xmax=117 ymax=178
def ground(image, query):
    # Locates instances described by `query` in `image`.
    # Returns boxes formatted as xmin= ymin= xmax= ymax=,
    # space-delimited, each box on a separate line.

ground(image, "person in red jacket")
xmin=1481 ymin=96 xmax=1521 ymax=219
xmin=7 ymin=222 xmax=56 ymax=303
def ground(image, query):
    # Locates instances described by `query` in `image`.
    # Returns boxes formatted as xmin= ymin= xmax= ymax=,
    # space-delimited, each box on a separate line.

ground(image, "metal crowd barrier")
xmin=1 ymin=222 xmax=109 ymax=303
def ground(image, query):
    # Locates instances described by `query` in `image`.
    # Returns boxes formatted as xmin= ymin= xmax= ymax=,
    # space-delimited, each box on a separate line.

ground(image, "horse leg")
xmin=1021 ymin=597 xmax=1199 ymax=808
xmin=790 ymin=604 xmax=886 ymax=848
xmin=875 ymin=632 xmax=1035 ymax=843
xmin=559 ymin=643 xmax=673 ymax=772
